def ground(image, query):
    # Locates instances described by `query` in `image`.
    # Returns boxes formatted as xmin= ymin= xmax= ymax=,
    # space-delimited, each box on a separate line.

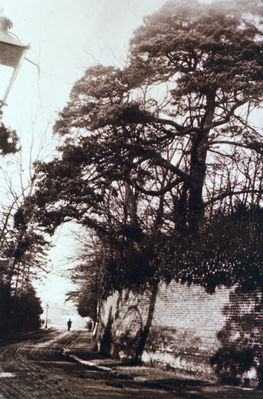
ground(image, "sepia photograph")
xmin=0 ymin=0 xmax=262 ymax=397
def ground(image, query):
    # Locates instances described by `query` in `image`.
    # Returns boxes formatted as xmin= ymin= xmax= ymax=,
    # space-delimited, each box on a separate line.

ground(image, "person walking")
xmin=67 ymin=318 xmax=72 ymax=331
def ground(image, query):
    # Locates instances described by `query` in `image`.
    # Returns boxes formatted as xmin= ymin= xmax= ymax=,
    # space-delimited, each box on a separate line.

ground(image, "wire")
xmin=24 ymin=56 xmax=43 ymax=113
xmin=24 ymin=57 xmax=40 ymax=73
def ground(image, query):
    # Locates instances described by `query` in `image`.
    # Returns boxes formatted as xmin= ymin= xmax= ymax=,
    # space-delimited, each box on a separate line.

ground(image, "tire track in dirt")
xmin=0 ymin=330 xmax=186 ymax=398
xmin=0 ymin=330 xmax=84 ymax=398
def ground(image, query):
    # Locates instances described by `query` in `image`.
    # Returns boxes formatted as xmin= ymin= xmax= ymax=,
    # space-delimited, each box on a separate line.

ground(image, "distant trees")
xmin=68 ymin=236 xmax=111 ymax=322
xmin=33 ymin=0 xmax=263 ymax=359
xmin=0 ymin=119 xmax=50 ymax=336
xmin=0 ymin=153 xmax=50 ymax=295
xmin=0 ymin=283 xmax=43 ymax=337
xmin=0 ymin=124 xmax=45 ymax=336
xmin=0 ymin=172 xmax=48 ymax=337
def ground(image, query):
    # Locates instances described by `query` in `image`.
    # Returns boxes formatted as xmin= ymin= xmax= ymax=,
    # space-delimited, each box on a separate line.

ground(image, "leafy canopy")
xmin=34 ymin=0 xmax=263 ymax=292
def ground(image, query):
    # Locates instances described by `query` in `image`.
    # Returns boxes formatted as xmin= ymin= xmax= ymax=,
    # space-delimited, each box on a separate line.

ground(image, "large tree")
xmin=33 ymin=0 xmax=263 ymax=358
xmin=36 ymin=0 xmax=263 ymax=280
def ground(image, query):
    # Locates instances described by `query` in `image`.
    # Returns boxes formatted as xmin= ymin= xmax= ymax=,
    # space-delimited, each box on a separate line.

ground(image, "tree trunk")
xmin=189 ymin=132 xmax=208 ymax=233
xmin=134 ymin=279 xmax=159 ymax=363
xmin=189 ymin=90 xmax=216 ymax=233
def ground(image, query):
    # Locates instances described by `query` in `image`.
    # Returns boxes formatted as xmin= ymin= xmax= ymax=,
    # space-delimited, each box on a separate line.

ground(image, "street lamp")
xmin=45 ymin=304 xmax=49 ymax=329
xmin=0 ymin=16 xmax=29 ymax=109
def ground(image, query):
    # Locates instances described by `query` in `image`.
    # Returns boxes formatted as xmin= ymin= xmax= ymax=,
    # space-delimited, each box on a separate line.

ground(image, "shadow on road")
xmin=0 ymin=329 xmax=262 ymax=398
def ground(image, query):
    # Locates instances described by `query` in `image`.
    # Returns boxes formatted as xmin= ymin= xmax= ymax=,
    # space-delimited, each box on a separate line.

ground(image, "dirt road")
xmin=0 ymin=329 xmax=182 ymax=398
xmin=0 ymin=329 xmax=262 ymax=399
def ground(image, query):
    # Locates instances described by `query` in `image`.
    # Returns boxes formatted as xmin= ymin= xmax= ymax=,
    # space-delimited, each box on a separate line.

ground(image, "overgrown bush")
xmin=210 ymin=347 xmax=255 ymax=385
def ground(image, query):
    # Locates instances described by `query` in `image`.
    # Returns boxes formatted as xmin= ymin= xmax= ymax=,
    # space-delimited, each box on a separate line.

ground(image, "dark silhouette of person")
xmin=87 ymin=320 xmax=92 ymax=331
xmin=67 ymin=318 xmax=72 ymax=331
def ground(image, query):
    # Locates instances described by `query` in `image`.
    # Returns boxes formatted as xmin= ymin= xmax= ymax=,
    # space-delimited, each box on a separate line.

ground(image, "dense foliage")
xmin=33 ymin=0 xmax=263 ymax=294
xmin=172 ymin=204 xmax=263 ymax=293
xmin=0 ymin=198 xmax=50 ymax=296
xmin=0 ymin=122 xmax=19 ymax=155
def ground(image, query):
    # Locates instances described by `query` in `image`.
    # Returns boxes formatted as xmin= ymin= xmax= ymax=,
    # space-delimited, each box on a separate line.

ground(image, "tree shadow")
xmin=210 ymin=285 xmax=263 ymax=388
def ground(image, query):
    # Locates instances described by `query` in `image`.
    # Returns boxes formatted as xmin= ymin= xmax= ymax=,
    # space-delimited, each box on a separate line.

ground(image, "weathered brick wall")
xmin=218 ymin=287 xmax=263 ymax=350
xmin=152 ymin=283 xmax=229 ymax=352
xmin=143 ymin=282 xmax=230 ymax=378
xmin=210 ymin=287 xmax=263 ymax=384
xmin=97 ymin=281 xmax=262 ymax=380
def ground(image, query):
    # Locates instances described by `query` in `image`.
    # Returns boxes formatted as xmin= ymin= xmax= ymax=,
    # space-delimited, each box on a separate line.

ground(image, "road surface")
xmin=0 ymin=329 xmax=262 ymax=398
xmin=0 ymin=329 xmax=182 ymax=398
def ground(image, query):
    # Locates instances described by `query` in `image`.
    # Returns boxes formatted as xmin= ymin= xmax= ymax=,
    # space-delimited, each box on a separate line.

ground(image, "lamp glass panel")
xmin=0 ymin=42 xmax=23 ymax=67
xmin=0 ymin=64 xmax=13 ymax=100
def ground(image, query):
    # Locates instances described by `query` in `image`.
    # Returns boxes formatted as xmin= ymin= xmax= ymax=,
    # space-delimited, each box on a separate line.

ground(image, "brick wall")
xmin=152 ymin=283 xmax=229 ymax=352
xmin=97 ymin=281 xmax=262 ymax=381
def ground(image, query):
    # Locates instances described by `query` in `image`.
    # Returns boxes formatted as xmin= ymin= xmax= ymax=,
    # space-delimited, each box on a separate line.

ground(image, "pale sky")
xmin=0 ymin=0 xmax=168 ymax=305
xmin=1 ymin=0 xmax=167 ymax=132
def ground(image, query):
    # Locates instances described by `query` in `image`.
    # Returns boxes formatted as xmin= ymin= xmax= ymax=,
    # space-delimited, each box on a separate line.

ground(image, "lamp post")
xmin=0 ymin=15 xmax=29 ymax=110
xmin=45 ymin=304 xmax=49 ymax=329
